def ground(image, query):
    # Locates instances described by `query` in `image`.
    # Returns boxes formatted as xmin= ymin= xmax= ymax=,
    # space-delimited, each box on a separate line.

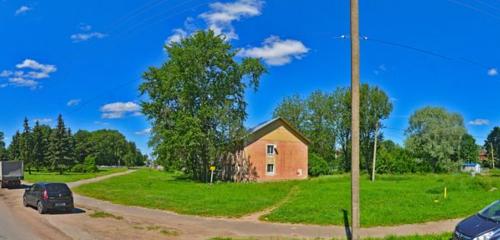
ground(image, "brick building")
xmin=244 ymin=117 xmax=310 ymax=181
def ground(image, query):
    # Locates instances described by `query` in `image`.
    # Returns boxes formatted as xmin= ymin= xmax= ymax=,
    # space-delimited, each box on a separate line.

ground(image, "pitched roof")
xmin=246 ymin=117 xmax=311 ymax=145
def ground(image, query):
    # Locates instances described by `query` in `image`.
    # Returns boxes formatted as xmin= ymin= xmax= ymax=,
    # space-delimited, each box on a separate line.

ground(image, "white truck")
xmin=0 ymin=161 xmax=24 ymax=188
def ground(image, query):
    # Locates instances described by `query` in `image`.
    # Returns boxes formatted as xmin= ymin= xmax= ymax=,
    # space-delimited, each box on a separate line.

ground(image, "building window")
xmin=266 ymin=164 xmax=275 ymax=174
xmin=266 ymin=144 xmax=275 ymax=156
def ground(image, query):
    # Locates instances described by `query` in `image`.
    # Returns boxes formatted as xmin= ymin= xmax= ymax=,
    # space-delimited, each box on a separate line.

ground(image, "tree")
xmin=140 ymin=30 xmax=266 ymax=181
xmin=405 ymin=107 xmax=467 ymax=172
xmin=32 ymin=121 xmax=51 ymax=171
xmin=484 ymin=127 xmax=500 ymax=168
xmin=48 ymin=115 xmax=73 ymax=174
xmin=273 ymin=94 xmax=308 ymax=132
xmin=0 ymin=131 xmax=7 ymax=161
xmin=376 ymin=140 xmax=417 ymax=174
xmin=20 ymin=118 xmax=34 ymax=174
xmin=459 ymin=134 xmax=479 ymax=163
xmin=8 ymin=131 xmax=22 ymax=161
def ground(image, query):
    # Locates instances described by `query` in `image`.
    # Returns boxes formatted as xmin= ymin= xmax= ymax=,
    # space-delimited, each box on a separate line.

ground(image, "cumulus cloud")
xmin=15 ymin=6 xmax=31 ymax=16
xmin=239 ymin=36 xmax=309 ymax=66
xmin=166 ymin=28 xmax=188 ymax=45
xmin=199 ymin=0 xmax=263 ymax=41
xmin=135 ymin=128 xmax=152 ymax=136
xmin=0 ymin=59 xmax=57 ymax=89
xmin=67 ymin=99 xmax=81 ymax=107
xmin=488 ymin=68 xmax=498 ymax=77
xmin=100 ymin=101 xmax=141 ymax=119
xmin=70 ymin=32 xmax=107 ymax=43
xmin=468 ymin=119 xmax=490 ymax=126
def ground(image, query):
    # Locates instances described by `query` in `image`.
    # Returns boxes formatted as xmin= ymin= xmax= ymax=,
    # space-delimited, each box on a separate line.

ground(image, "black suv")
xmin=23 ymin=183 xmax=74 ymax=214
xmin=454 ymin=200 xmax=500 ymax=240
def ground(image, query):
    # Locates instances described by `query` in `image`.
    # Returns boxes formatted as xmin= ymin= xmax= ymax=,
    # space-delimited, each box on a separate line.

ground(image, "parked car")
xmin=23 ymin=183 xmax=74 ymax=214
xmin=454 ymin=200 xmax=500 ymax=240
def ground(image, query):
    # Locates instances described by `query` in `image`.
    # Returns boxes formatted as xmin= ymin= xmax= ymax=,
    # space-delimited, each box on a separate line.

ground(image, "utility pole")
xmin=350 ymin=0 xmax=361 ymax=239
xmin=490 ymin=142 xmax=495 ymax=169
xmin=371 ymin=122 xmax=379 ymax=182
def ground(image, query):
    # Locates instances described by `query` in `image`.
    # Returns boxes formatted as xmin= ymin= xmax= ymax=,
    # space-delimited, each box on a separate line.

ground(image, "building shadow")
xmin=342 ymin=209 xmax=352 ymax=240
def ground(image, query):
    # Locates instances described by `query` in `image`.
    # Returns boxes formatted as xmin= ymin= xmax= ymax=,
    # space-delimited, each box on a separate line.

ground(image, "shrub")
xmin=71 ymin=164 xmax=87 ymax=173
xmin=84 ymin=155 xmax=98 ymax=173
xmin=308 ymin=153 xmax=330 ymax=177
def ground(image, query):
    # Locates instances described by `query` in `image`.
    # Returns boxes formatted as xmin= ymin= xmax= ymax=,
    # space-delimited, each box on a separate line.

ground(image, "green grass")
xmin=24 ymin=167 xmax=127 ymax=183
xmin=209 ymin=233 xmax=452 ymax=240
xmin=75 ymin=169 xmax=499 ymax=226
xmin=75 ymin=169 xmax=296 ymax=217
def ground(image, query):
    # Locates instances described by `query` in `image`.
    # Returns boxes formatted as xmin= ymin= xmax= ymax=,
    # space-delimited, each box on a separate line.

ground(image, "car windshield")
xmin=479 ymin=200 xmax=500 ymax=222
xmin=46 ymin=184 xmax=70 ymax=193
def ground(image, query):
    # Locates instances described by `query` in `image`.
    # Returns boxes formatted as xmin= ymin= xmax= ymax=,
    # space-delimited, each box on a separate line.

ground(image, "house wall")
xmin=244 ymin=125 xmax=308 ymax=181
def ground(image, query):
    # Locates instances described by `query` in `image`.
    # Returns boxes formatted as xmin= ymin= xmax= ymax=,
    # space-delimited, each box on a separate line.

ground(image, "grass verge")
xmin=24 ymin=167 xmax=127 ymax=183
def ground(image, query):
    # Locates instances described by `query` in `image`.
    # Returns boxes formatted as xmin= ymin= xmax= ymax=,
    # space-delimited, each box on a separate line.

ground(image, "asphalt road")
xmin=0 ymin=188 xmax=39 ymax=240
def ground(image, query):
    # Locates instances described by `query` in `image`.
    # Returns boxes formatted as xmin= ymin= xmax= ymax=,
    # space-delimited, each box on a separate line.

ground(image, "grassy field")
xmin=209 ymin=233 xmax=452 ymax=240
xmin=75 ymin=169 xmax=296 ymax=217
xmin=24 ymin=167 xmax=127 ymax=183
xmin=75 ymin=169 xmax=499 ymax=226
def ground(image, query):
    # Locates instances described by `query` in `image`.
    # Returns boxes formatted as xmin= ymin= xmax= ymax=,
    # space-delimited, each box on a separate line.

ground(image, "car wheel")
xmin=23 ymin=197 xmax=28 ymax=207
xmin=37 ymin=201 xmax=45 ymax=214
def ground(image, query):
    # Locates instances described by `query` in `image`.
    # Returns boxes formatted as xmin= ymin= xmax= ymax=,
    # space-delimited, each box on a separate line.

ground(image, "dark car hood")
xmin=456 ymin=214 xmax=500 ymax=238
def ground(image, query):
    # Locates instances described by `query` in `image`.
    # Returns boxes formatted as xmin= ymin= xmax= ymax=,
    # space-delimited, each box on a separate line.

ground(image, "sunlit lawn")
xmin=24 ymin=167 xmax=127 ymax=183
xmin=75 ymin=169 xmax=499 ymax=226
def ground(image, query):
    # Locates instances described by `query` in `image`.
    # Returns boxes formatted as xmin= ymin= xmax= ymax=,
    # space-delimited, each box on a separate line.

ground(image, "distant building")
xmin=244 ymin=118 xmax=310 ymax=181
xmin=479 ymin=149 xmax=489 ymax=162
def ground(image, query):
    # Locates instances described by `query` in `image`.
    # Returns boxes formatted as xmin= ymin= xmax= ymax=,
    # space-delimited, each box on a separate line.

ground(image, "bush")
xmin=84 ymin=156 xmax=98 ymax=173
xmin=71 ymin=164 xmax=87 ymax=173
xmin=308 ymin=153 xmax=330 ymax=177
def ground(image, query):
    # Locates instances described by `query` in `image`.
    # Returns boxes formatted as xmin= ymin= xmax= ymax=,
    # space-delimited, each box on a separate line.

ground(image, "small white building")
xmin=462 ymin=163 xmax=481 ymax=174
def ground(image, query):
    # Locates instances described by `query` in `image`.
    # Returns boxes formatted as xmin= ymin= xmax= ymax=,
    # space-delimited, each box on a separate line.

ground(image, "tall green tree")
xmin=458 ymin=133 xmax=479 ymax=163
xmin=48 ymin=115 xmax=72 ymax=174
xmin=8 ymin=131 xmax=21 ymax=161
xmin=484 ymin=127 xmax=500 ymax=168
xmin=32 ymin=121 xmax=51 ymax=171
xmin=0 ymin=131 xmax=7 ymax=161
xmin=140 ymin=30 xmax=266 ymax=181
xmin=20 ymin=118 xmax=34 ymax=174
xmin=405 ymin=107 xmax=467 ymax=172
xmin=273 ymin=94 xmax=308 ymax=132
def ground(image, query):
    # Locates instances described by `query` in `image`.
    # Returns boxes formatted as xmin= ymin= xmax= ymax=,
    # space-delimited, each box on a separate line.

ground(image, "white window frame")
xmin=266 ymin=144 xmax=276 ymax=156
xmin=266 ymin=163 xmax=275 ymax=175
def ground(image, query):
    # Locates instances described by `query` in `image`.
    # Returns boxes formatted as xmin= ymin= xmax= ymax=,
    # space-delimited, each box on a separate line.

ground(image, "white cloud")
xmin=166 ymin=28 xmax=188 ymax=45
xmin=239 ymin=36 xmax=309 ymax=66
xmin=33 ymin=118 xmax=53 ymax=124
xmin=100 ymin=101 xmax=141 ymax=119
xmin=67 ymin=99 xmax=81 ymax=107
xmin=70 ymin=32 xmax=107 ymax=43
xmin=0 ymin=83 xmax=8 ymax=88
xmin=0 ymin=59 xmax=57 ymax=89
xmin=199 ymin=0 xmax=263 ymax=41
xmin=79 ymin=24 xmax=92 ymax=31
xmin=16 ymin=59 xmax=57 ymax=74
xmin=135 ymin=128 xmax=152 ymax=136
xmin=488 ymin=68 xmax=498 ymax=76
xmin=468 ymin=119 xmax=490 ymax=126
xmin=15 ymin=6 xmax=31 ymax=16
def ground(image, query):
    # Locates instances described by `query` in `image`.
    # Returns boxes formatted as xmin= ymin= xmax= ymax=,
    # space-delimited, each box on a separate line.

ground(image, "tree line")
xmin=274 ymin=90 xmax=498 ymax=175
xmin=0 ymin=114 xmax=146 ymax=174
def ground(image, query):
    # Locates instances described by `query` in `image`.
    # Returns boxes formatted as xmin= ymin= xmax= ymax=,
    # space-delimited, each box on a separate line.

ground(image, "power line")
xmin=446 ymin=0 xmax=500 ymax=20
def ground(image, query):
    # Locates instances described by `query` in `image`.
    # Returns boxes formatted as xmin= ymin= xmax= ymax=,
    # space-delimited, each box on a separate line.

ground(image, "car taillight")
xmin=42 ymin=190 xmax=48 ymax=200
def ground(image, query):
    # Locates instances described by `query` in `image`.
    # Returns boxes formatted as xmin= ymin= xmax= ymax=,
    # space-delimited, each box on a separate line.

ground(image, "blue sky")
xmin=1 ymin=0 xmax=499 ymax=154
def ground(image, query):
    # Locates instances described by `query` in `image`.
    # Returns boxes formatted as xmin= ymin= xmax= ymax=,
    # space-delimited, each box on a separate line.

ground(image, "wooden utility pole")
xmin=371 ymin=122 xmax=379 ymax=182
xmin=490 ymin=143 xmax=495 ymax=169
xmin=350 ymin=0 xmax=361 ymax=239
